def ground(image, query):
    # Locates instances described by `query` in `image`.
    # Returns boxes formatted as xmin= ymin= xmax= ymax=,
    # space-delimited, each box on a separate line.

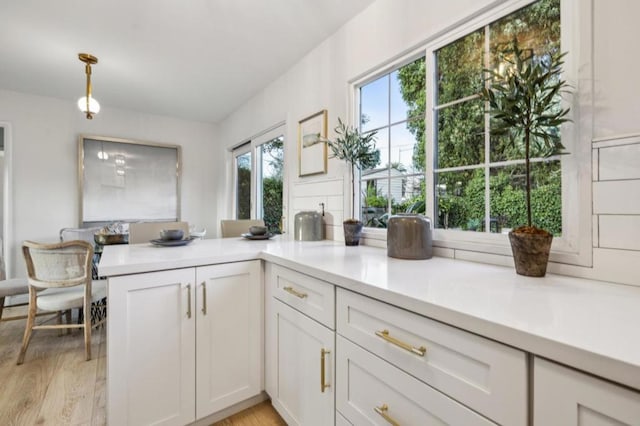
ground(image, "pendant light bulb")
xmin=78 ymin=53 xmax=99 ymax=119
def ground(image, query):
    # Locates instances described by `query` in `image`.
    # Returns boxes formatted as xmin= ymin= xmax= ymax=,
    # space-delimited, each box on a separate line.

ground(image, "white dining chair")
xmin=17 ymin=240 xmax=107 ymax=364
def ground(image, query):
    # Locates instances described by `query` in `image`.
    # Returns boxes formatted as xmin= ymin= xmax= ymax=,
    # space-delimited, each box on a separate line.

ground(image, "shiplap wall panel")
xmin=599 ymin=216 xmax=640 ymax=251
xmin=593 ymin=181 xmax=640 ymax=214
xmin=291 ymin=178 xmax=344 ymax=241
xmin=599 ymin=144 xmax=640 ymax=181
xmin=591 ymin=248 xmax=640 ymax=286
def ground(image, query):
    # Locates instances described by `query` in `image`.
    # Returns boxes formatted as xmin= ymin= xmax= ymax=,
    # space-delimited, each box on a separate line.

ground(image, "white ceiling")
xmin=0 ymin=0 xmax=374 ymax=123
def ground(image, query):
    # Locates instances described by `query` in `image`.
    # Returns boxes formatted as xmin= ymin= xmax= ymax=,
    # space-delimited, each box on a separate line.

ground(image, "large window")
xmin=356 ymin=0 xmax=589 ymax=265
xmin=232 ymin=126 xmax=284 ymax=233
xmin=257 ymin=136 xmax=284 ymax=233
xmin=358 ymin=57 xmax=426 ymax=228
xmin=434 ymin=0 xmax=562 ymax=235
xmin=234 ymin=146 xmax=251 ymax=220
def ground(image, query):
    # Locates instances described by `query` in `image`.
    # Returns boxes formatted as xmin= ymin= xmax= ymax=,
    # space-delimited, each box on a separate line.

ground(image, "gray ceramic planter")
xmin=343 ymin=220 xmax=363 ymax=246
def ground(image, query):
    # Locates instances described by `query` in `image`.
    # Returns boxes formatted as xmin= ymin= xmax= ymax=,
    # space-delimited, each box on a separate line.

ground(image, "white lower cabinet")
xmin=107 ymin=261 xmax=262 ymax=426
xmin=265 ymin=263 xmax=335 ymax=426
xmin=337 ymin=336 xmax=496 ymax=425
xmin=534 ymin=357 xmax=640 ymax=425
xmin=195 ymin=261 xmax=262 ymax=418
xmin=269 ymin=298 xmax=335 ymax=425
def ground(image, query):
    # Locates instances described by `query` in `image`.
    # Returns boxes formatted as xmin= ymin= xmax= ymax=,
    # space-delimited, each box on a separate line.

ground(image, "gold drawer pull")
xmin=320 ymin=348 xmax=330 ymax=392
xmin=375 ymin=404 xmax=400 ymax=426
xmin=375 ymin=329 xmax=426 ymax=357
xmin=201 ymin=282 xmax=207 ymax=315
xmin=186 ymin=284 xmax=192 ymax=319
xmin=283 ymin=286 xmax=307 ymax=299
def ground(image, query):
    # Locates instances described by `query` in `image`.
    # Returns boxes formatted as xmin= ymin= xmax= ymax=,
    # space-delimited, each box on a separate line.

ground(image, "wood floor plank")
xmin=211 ymin=401 xmax=286 ymax=426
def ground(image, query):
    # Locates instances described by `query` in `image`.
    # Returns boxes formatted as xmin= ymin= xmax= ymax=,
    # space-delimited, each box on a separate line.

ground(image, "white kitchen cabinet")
xmin=108 ymin=268 xmax=196 ymax=426
xmin=337 ymin=336 xmax=497 ymax=425
xmin=107 ymin=261 xmax=262 ymax=426
xmin=337 ymin=288 xmax=527 ymax=425
xmin=265 ymin=263 xmax=335 ymax=426
xmin=534 ymin=357 xmax=640 ymax=425
xmin=270 ymin=299 xmax=335 ymax=426
xmin=195 ymin=261 xmax=262 ymax=418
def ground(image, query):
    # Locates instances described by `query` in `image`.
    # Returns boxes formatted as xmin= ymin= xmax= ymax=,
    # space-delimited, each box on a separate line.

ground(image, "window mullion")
xmin=484 ymin=24 xmax=492 ymax=234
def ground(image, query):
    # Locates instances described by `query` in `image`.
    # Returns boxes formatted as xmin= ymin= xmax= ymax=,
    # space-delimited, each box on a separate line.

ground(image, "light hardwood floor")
xmin=0 ymin=306 xmax=106 ymax=425
xmin=0 ymin=306 xmax=285 ymax=426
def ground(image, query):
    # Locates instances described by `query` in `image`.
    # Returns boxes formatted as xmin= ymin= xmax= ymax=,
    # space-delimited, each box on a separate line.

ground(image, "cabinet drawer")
xmin=534 ymin=357 xmax=640 ymax=425
xmin=337 ymin=288 xmax=526 ymax=426
xmin=270 ymin=264 xmax=335 ymax=329
xmin=337 ymin=336 xmax=496 ymax=425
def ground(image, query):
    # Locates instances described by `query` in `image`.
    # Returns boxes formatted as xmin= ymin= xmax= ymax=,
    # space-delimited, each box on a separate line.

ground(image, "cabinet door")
xmin=107 ymin=268 xmax=196 ymax=426
xmin=271 ymin=299 xmax=335 ymax=426
xmin=534 ymin=357 xmax=640 ymax=425
xmin=195 ymin=260 xmax=262 ymax=418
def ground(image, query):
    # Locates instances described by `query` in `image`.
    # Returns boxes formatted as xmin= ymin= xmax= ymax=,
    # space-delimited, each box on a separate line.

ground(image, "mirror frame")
xmin=78 ymin=134 xmax=182 ymax=227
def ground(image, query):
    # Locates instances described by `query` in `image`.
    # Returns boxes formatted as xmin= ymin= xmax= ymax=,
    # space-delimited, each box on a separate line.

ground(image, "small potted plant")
xmin=480 ymin=38 xmax=570 ymax=276
xmin=326 ymin=118 xmax=380 ymax=245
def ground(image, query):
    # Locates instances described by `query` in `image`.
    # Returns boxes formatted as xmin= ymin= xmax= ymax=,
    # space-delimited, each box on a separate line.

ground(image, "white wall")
xmin=0 ymin=89 xmax=220 ymax=277
xmin=218 ymin=0 xmax=640 ymax=286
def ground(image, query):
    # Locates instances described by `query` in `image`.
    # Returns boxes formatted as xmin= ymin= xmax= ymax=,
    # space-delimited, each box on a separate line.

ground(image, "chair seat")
xmin=37 ymin=280 xmax=107 ymax=312
xmin=0 ymin=278 xmax=29 ymax=298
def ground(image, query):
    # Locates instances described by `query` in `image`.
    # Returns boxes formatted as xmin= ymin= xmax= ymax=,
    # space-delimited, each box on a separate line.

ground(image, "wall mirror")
xmin=79 ymin=135 xmax=181 ymax=226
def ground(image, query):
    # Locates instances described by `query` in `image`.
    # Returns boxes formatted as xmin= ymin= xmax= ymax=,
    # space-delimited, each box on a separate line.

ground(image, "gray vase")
xmin=387 ymin=214 xmax=433 ymax=259
xmin=343 ymin=221 xmax=363 ymax=246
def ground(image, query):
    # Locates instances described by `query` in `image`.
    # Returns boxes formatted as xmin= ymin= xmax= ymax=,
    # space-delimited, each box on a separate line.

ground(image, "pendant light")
xmin=77 ymin=53 xmax=100 ymax=119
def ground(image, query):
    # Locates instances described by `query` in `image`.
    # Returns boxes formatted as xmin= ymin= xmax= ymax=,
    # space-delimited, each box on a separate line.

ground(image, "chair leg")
xmin=0 ymin=296 xmax=5 ymax=321
xmin=83 ymin=301 xmax=92 ymax=361
xmin=17 ymin=289 xmax=37 ymax=365
xmin=65 ymin=309 xmax=72 ymax=334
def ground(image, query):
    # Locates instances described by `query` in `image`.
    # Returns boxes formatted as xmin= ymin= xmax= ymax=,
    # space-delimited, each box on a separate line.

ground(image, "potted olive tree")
xmin=480 ymin=39 xmax=570 ymax=276
xmin=326 ymin=118 xmax=380 ymax=245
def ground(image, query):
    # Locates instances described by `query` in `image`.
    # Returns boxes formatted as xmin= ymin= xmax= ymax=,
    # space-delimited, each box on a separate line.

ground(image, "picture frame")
xmin=79 ymin=134 xmax=181 ymax=226
xmin=298 ymin=109 xmax=328 ymax=176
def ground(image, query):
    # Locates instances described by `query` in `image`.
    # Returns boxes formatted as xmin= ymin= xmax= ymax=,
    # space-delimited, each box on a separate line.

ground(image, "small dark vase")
xmin=509 ymin=228 xmax=553 ymax=277
xmin=343 ymin=220 xmax=364 ymax=246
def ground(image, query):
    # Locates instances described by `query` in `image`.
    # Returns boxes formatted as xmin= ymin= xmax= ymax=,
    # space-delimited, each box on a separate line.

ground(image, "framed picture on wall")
xmin=79 ymin=135 xmax=181 ymax=226
xmin=298 ymin=109 xmax=328 ymax=176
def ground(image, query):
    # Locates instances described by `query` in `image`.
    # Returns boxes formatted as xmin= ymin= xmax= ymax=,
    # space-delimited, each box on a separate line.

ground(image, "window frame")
xmin=355 ymin=0 xmax=592 ymax=267
xmin=231 ymin=123 xmax=286 ymax=227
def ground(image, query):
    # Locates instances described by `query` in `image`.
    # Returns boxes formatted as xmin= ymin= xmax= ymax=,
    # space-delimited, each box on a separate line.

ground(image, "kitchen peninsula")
xmin=99 ymin=237 xmax=640 ymax=425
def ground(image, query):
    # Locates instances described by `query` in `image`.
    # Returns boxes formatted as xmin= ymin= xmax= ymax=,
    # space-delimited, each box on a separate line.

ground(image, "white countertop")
xmin=100 ymin=236 xmax=640 ymax=390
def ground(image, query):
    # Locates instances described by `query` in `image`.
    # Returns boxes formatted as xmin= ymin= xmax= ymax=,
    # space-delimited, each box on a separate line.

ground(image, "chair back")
xmin=22 ymin=240 xmax=93 ymax=289
xmin=220 ymin=219 xmax=265 ymax=238
xmin=129 ymin=221 xmax=189 ymax=244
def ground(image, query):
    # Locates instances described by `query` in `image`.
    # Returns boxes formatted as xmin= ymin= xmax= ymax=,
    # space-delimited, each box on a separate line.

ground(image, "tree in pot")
xmin=480 ymin=38 xmax=570 ymax=276
xmin=326 ymin=118 xmax=380 ymax=245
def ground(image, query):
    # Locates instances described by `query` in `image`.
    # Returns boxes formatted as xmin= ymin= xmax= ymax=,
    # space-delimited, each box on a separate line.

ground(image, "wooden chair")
xmin=220 ymin=219 xmax=265 ymax=238
xmin=129 ymin=221 xmax=189 ymax=244
xmin=17 ymin=240 xmax=107 ymax=364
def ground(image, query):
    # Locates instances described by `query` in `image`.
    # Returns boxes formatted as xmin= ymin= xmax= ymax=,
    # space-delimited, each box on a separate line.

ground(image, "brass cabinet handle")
xmin=320 ymin=348 xmax=331 ymax=392
xmin=283 ymin=286 xmax=307 ymax=299
xmin=186 ymin=284 xmax=192 ymax=319
xmin=375 ymin=404 xmax=400 ymax=426
xmin=201 ymin=282 xmax=207 ymax=315
xmin=375 ymin=329 xmax=426 ymax=357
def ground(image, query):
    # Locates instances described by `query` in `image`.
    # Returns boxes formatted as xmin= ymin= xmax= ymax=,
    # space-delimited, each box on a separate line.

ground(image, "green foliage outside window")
xmin=390 ymin=0 xmax=563 ymax=234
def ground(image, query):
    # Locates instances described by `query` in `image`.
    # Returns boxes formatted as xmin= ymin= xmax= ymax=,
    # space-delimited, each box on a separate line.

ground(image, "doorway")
xmin=0 ymin=123 xmax=11 ymax=279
